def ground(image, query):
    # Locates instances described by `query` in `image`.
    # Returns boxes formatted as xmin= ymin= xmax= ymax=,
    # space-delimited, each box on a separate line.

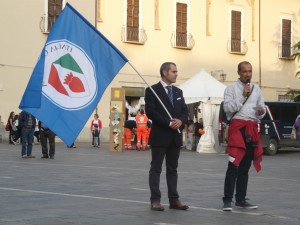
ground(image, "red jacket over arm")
xmin=226 ymin=119 xmax=263 ymax=172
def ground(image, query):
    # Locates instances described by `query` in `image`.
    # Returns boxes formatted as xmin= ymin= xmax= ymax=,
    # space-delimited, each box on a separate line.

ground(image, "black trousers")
xmin=223 ymin=143 xmax=254 ymax=203
xmin=149 ymin=143 xmax=180 ymax=203
xmin=92 ymin=130 xmax=100 ymax=146
xmin=40 ymin=130 xmax=56 ymax=156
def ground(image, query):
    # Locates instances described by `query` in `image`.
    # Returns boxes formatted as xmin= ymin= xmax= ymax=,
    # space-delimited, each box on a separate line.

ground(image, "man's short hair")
xmin=160 ymin=62 xmax=176 ymax=77
xmin=237 ymin=61 xmax=251 ymax=72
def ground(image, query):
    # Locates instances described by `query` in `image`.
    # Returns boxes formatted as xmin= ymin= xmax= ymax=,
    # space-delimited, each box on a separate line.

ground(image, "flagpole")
xmin=127 ymin=61 xmax=181 ymax=133
xmin=95 ymin=0 xmax=98 ymax=115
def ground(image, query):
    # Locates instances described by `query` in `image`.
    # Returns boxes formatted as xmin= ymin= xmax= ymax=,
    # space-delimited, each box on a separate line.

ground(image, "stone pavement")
xmin=0 ymin=142 xmax=299 ymax=225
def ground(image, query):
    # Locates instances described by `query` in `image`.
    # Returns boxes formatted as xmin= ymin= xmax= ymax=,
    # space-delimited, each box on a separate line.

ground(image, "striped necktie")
xmin=166 ymin=86 xmax=173 ymax=106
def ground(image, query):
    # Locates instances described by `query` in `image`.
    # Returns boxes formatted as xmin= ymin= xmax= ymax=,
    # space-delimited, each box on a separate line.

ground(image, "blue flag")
xmin=19 ymin=3 xmax=128 ymax=145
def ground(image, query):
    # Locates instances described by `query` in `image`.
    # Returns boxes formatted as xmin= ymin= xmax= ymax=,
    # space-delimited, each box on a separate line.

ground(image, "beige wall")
xmin=1 ymin=0 xmax=300 ymax=142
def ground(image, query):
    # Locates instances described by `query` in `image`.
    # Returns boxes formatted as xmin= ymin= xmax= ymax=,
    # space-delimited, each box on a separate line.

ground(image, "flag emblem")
xmin=43 ymin=40 xmax=96 ymax=109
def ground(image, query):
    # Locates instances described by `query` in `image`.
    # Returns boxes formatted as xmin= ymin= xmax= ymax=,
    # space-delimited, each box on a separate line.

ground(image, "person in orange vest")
xmin=146 ymin=120 xmax=152 ymax=149
xmin=123 ymin=119 xmax=136 ymax=150
xmin=135 ymin=109 xmax=149 ymax=150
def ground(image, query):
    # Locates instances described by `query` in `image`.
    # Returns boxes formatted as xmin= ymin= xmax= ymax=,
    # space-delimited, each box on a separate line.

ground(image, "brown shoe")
xmin=169 ymin=200 xmax=189 ymax=210
xmin=151 ymin=201 xmax=165 ymax=211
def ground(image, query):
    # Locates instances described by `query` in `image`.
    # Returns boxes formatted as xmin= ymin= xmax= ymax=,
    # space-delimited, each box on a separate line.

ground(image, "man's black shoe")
xmin=41 ymin=155 xmax=48 ymax=159
xmin=235 ymin=200 xmax=258 ymax=209
xmin=222 ymin=201 xmax=232 ymax=211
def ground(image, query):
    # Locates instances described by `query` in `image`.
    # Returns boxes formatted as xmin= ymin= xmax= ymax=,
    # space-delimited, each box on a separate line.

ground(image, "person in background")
xmin=185 ymin=119 xmax=194 ymax=150
xmin=67 ymin=143 xmax=77 ymax=148
xmin=293 ymin=115 xmax=300 ymax=140
xmin=34 ymin=120 xmax=40 ymax=143
xmin=135 ymin=109 xmax=149 ymax=150
xmin=194 ymin=118 xmax=204 ymax=147
xmin=145 ymin=62 xmax=189 ymax=211
xmin=7 ymin=111 xmax=15 ymax=144
xmin=222 ymin=61 xmax=266 ymax=211
xmin=11 ymin=114 xmax=20 ymax=143
xmin=19 ymin=110 xmax=36 ymax=158
xmin=90 ymin=114 xmax=102 ymax=148
xmin=146 ymin=119 xmax=152 ymax=149
xmin=39 ymin=121 xmax=56 ymax=159
xmin=123 ymin=119 xmax=136 ymax=150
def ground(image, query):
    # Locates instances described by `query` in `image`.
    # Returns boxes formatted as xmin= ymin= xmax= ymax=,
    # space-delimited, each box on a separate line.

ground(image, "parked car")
xmin=218 ymin=101 xmax=300 ymax=155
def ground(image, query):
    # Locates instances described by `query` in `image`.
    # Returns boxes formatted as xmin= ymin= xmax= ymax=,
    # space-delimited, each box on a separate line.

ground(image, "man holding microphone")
xmin=222 ymin=61 xmax=266 ymax=211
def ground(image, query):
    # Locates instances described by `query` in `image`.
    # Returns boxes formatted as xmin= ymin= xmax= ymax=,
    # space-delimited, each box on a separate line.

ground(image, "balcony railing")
xmin=278 ymin=44 xmax=295 ymax=59
xmin=227 ymin=39 xmax=248 ymax=54
xmin=121 ymin=26 xmax=147 ymax=45
xmin=40 ymin=14 xmax=57 ymax=33
xmin=171 ymin=32 xmax=195 ymax=50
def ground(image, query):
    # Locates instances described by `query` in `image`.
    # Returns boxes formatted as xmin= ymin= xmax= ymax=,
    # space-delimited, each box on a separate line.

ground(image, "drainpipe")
xmin=95 ymin=0 xmax=98 ymax=114
xmin=95 ymin=0 xmax=98 ymax=29
xmin=258 ymin=0 xmax=262 ymax=88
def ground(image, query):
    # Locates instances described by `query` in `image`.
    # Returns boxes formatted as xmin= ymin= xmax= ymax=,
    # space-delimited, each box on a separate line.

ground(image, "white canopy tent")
xmin=179 ymin=69 xmax=226 ymax=153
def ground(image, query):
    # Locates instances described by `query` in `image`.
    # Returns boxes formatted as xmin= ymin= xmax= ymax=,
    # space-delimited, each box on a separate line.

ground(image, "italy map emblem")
xmin=42 ymin=40 xmax=97 ymax=109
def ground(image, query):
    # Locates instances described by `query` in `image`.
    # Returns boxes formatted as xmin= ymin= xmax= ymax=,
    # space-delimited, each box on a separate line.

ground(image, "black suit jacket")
xmin=145 ymin=82 xmax=188 ymax=148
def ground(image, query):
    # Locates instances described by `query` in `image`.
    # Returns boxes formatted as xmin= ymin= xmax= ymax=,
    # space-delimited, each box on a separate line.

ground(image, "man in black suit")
xmin=145 ymin=62 xmax=189 ymax=211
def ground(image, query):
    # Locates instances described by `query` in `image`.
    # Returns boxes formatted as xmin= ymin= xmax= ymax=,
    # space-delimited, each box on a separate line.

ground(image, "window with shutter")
xmin=231 ymin=10 xmax=241 ymax=52
xmin=127 ymin=0 xmax=139 ymax=42
xmin=176 ymin=3 xmax=187 ymax=47
xmin=281 ymin=19 xmax=292 ymax=58
xmin=48 ymin=0 xmax=63 ymax=32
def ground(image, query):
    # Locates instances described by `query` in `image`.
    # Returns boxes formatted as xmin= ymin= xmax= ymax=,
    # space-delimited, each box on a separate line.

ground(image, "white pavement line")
xmin=109 ymin=172 xmax=123 ymax=175
xmin=0 ymin=177 xmax=14 ymax=179
xmin=1 ymin=161 xmax=300 ymax=182
xmin=0 ymin=160 xmax=147 ymax=172
xmin=155 ymin=223 xmax=181 ymax=225
xmin=0 ymin=187 xmax=149 ymax=204
xmin=0 ymin=187 xmax=295 ymax=221
xmin=188 ymin=205 xmax=295 ymax=220
xmin=131 ymin=188 xmax=148 ymax=191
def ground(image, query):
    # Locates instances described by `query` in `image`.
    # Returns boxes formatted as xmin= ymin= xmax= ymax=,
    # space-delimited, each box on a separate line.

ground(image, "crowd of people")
xmin=4 ymin=111 xmax=103 ymax=159
xmin=123 ymin=107 xmax=204 ymax=152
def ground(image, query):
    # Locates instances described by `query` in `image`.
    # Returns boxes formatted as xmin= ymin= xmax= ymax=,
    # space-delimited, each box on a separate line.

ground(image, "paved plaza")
xmin=0 ymin=142 xmax=299 ymax=225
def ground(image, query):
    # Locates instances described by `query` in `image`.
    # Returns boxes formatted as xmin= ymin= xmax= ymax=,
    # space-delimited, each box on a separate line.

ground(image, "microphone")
xmin=246 ymin=79 xmax=251 ymax=97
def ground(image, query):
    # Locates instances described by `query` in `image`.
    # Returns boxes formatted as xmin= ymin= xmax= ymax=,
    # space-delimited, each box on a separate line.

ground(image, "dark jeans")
xmin=149 ymin=143 xmax=180 ymax=203
xmin=21 ymin=128 xmax=34 ymax=156
xmin=92 ymin=130 xmax=100 ymax=146
xmin=40 ymin=130 xmax=55 ymax=156
xmin=223 ymin=143 xmax=254 ymax=203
